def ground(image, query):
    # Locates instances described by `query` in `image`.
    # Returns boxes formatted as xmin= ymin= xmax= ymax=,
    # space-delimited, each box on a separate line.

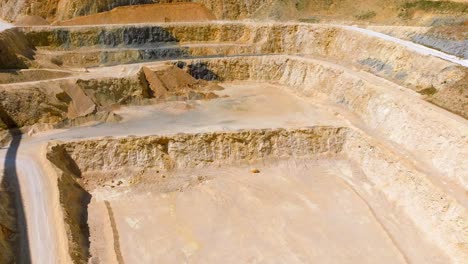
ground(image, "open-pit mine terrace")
xmin=0 ymin=20 xmax=467 ymax=264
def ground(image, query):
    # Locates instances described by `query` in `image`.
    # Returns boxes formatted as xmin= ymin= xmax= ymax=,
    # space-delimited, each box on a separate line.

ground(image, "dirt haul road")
xmin=344 ymin=25 xmax=468 ymax=67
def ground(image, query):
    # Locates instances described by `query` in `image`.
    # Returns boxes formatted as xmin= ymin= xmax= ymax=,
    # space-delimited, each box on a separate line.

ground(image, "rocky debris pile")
xmin=142 ymin=64 xmax=223 ymax=101
xmin=0 ymin=28 xmax=34 ymax=69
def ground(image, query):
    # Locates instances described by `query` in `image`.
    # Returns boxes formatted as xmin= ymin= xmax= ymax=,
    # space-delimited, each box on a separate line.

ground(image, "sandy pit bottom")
xmin=88 ymin=159 xmax=412 ymax=264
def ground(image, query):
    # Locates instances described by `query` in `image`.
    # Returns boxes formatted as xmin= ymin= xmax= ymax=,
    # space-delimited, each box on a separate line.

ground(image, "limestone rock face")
xmin=54 ymin=127 xmax=347 ymax=173
xmin=0 ymin=83 xmax=67 ymax=128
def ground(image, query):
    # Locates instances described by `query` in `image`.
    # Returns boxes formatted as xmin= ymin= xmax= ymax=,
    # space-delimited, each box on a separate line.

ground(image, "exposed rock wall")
xmin=46 ymin=143 xmax=91 ymax=264
xmin=0 ymin=28 xmax=34 ymax=69
xmin=23 ymin=23 xmax=464 ymax=95
xmin=0 ymin=0 xmax=154 ymax=22
xmin=76 ymin=72 xmax=150 ymax=107
xmin=411 ymin=34 xmax=468 ymax=59
xmin=53 ymin=127 xmax=347 ymax=174
xmin=195 ymin=0 xmax=270 ymax=20
xmin=0 ymin=83 xmax=68 ymax=128
xmin=175 ymin=55 xmax=467 ymax=190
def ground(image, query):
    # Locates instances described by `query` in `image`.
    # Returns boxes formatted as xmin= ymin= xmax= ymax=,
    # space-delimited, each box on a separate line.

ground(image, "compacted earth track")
xmin=0 ymin=3 xmax=467 ymax=264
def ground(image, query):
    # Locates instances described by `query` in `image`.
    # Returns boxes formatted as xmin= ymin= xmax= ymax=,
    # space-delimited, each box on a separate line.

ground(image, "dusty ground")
xmin=87 ymin=159 xmax=447 ymax=263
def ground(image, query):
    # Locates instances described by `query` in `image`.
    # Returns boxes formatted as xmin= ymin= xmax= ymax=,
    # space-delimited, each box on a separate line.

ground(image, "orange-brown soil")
xmin=54 ymin=3 xmax=216 ymax=26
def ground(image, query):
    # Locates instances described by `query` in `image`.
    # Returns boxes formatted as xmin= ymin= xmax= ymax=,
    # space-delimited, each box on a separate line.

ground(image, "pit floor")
xmin=87 ymin=158 xmax=450 ymax=263
xmin=88 ymin=159 xmax=411 ymax=263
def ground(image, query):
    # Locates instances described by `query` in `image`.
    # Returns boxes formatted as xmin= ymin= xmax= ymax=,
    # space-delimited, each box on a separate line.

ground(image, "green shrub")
xmin=399 ymin=0 xmax=468 ymax=18
xmin=298 ymin=17 xmax=321 ymax=23
xmin=354 ymin=11 xmax=377 ymax=20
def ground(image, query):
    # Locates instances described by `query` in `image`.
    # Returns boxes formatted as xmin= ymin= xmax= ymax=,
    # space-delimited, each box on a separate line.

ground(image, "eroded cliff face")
xmin=56 ymin=127 xmax=347 ymax=174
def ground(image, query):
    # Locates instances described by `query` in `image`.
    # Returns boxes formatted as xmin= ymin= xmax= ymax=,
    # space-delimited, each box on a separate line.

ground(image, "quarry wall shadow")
xmin=0 ymin=106 xmax=30 ymax=264
xmin=175 ymin=61 xmax=221 ymax=81
xmin=46 ymin=143 xmax=91 ymax=263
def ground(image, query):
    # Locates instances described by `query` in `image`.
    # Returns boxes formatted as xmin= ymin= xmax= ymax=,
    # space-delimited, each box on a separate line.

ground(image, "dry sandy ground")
xmin=87 ymin=159 xmax=448 ymax=263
